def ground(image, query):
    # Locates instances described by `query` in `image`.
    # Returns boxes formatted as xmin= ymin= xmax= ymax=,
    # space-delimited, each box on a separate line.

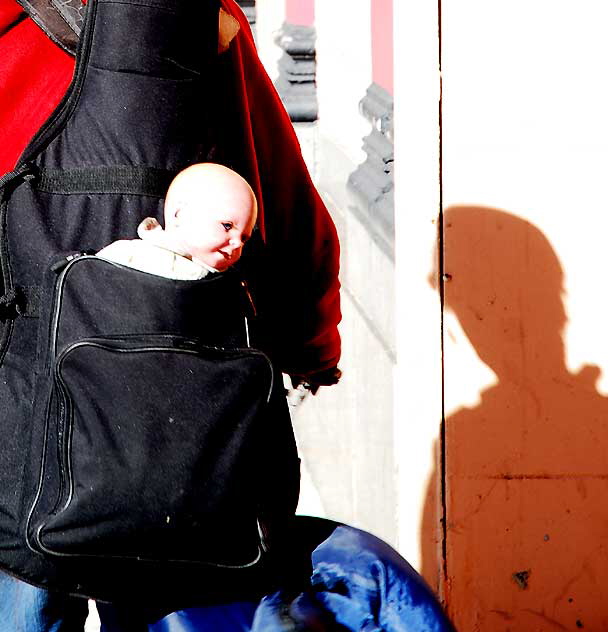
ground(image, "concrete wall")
xmin=300 ymin=0 xmax=397 ymax=546
xmin=255 ymin=0 xmax=398 ymax=547
xmin=440 ymin=1 xmax=608 ymax=629
xmin=293 ymin=169 xmax=397 ymax=546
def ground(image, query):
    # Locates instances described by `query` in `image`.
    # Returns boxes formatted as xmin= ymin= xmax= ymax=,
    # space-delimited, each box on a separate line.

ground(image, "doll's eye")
xmin=221 ymin=222 xmax=233 ymax=231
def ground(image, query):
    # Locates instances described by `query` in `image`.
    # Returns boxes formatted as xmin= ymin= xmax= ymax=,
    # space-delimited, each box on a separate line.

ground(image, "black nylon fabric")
xmin=0 ymin=0 xmax=300 ymax=602
xmin=27 ymin=257 xmax=274 ymax=569
xmin=50 ymin=256 xmax=250 ymax=350
xmin=32 ymin=341 xmax=268 ymax=562
xmin=23 ymin=0 xmax=221 ymax=170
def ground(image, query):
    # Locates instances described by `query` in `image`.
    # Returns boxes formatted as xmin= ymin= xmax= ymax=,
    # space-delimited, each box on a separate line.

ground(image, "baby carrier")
xmin=0 ymin=0 xmax=302 ymax=603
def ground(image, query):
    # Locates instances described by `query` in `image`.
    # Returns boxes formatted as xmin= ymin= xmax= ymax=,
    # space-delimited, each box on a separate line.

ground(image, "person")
xmin=97 ymin=162 xmax=258 ymax=280
xmin=0 ymin=0 xmax=342 ymax=629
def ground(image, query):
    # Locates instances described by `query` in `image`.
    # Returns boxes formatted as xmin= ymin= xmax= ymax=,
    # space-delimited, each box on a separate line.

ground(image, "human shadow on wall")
xmin=421 ymin=206 xmax=608 ymax=630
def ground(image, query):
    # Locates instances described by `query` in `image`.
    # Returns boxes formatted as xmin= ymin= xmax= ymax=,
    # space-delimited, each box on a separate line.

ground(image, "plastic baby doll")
xmin=97 ymin=162 xmax=257 ymax=279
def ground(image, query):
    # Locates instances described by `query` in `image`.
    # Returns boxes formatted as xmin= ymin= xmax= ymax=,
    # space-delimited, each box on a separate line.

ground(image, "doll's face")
xmin=174 ymin=192 xmax=256 ymax=271
xmin=165 ymin=165 xmax=257 ymax=272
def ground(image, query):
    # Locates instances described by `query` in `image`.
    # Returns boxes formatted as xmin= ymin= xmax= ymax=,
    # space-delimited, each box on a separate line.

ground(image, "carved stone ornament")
xmin=348 ymin=82 xmax=394 ymax=238
xmin=274 ymin=22 xmax=318 ymax=123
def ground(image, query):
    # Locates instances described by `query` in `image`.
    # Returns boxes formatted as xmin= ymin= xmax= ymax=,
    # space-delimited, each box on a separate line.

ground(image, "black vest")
xmin=0 ymin=0 xmax=299 ymax=603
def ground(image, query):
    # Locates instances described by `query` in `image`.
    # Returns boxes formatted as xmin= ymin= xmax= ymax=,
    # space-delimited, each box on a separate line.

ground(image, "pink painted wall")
xmin=285 ymin=0 xmax=314 ymax=27
xmin=372 ymin=0 xmax=393 ymax=94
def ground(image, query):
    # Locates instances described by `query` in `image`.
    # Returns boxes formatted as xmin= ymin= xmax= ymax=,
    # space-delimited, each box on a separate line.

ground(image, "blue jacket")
xmin=149 ymin=524 xmax=454 ymax=632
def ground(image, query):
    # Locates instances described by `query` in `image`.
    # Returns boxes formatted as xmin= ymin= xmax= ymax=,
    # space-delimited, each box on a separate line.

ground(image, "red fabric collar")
xmin=0 ymin=1 xmax=74 ymax=174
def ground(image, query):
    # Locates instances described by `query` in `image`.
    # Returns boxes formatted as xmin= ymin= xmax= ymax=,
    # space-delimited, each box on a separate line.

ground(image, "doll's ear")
xmin=170 ymin=204 xmax=186 ymax=230
xmin=164 ymin=198 xmax=184 ymax=230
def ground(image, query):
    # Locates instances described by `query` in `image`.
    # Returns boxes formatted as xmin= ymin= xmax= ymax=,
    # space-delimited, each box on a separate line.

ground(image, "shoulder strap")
xmin=33 ymin=165 xmax=177 ymax=197
xmin=16 ymin=0 xmax=85 ymax=55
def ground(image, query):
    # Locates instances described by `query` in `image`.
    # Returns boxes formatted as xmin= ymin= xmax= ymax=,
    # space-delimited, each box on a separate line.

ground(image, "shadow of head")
xmin=435 ymin=205 xmax=567 ymax=377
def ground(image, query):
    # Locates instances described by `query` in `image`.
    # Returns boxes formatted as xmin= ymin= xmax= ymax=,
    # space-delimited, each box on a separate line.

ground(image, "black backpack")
xmin=0 ymin=0 xmax=299 ymax=603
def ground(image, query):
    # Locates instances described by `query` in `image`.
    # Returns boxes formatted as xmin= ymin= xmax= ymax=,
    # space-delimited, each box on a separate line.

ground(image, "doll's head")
xmin=141 ymin=163 xmax=257 ymax=272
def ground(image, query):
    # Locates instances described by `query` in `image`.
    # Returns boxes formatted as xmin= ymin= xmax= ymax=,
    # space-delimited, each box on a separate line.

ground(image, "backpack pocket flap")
xmin=50 ymin=255 xmax=248 ymax=353
xmin=34 ymin=337 xmax=272 ymax=567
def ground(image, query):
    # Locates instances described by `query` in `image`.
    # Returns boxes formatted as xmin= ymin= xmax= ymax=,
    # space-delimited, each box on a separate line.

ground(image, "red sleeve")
xmin=219 ymin=0 xmax=342 ymax=376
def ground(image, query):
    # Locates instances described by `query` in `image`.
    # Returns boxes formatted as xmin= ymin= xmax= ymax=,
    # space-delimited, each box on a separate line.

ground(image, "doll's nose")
xmin=229 ymin=236 xmax=243 ymax=248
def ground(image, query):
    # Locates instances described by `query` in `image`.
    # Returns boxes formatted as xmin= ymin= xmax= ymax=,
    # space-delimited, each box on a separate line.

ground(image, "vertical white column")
xmin=255 ymin=0 xmax=284 ymax=81
xmin=392 ymin=0 xmax=442 ymax=575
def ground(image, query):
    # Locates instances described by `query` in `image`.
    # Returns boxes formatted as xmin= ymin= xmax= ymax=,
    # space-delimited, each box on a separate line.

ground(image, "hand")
xmin=290 ymin=367 xmax=342 ymax=395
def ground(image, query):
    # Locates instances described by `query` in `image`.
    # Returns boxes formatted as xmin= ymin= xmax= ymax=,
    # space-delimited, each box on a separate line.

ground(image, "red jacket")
xmin=0 ymin=0 xmax=341 ymax=378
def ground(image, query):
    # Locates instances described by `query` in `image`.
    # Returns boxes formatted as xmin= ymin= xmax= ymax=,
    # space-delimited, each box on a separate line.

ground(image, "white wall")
xmin=255 ymin=0 xmax=284 ymax=82
xmin=316 ymin=0 xmax=372 ymax=168
xmin=442 ymin=1 xmax=608 ymax=397
xmin=393 ymin=0 xmax=442 ymax=574
xmin=305 ymin=0 xmax=399 ymax=545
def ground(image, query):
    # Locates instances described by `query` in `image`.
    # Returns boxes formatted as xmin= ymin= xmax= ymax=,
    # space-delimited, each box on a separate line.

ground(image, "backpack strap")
xmin=1 ymin=164 xmax=178 ymax=322
xmin=16 ymin=0 xmax=85 ymax=56
xmin=34 ymin=165 xmax=177 ymax=197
